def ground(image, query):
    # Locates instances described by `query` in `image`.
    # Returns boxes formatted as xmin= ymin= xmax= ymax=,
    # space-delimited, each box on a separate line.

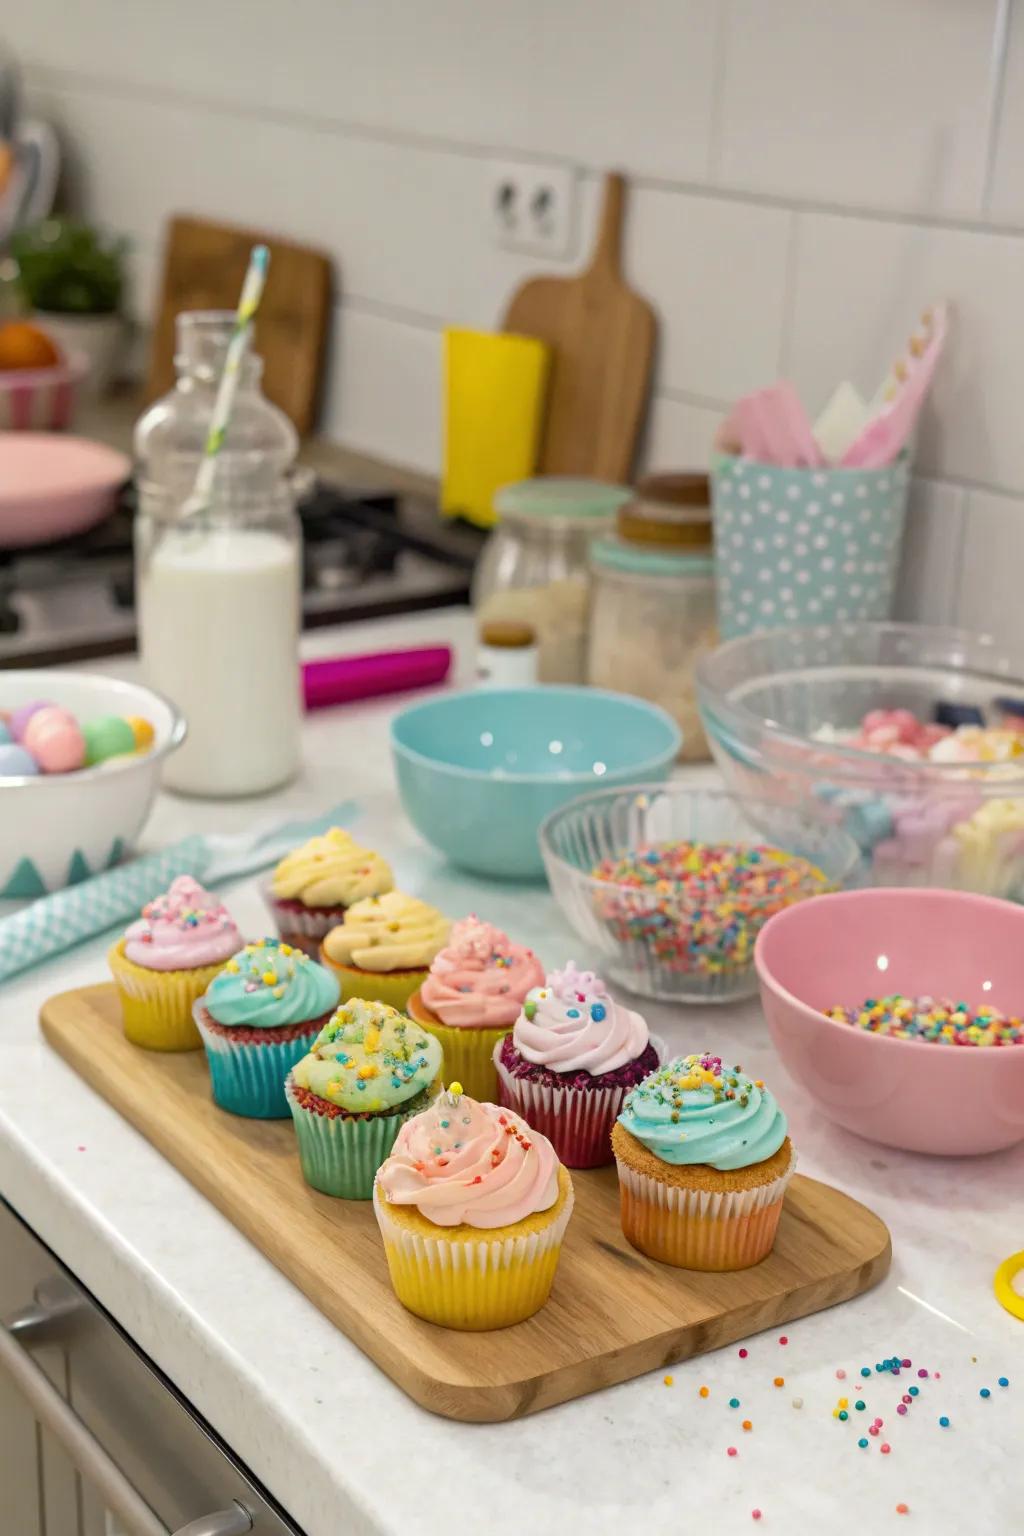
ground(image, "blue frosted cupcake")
xmin=193 ymin=939 xmax=340 ymax=1118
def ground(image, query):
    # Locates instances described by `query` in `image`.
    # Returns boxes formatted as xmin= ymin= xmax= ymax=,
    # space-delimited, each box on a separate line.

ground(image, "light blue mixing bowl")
xmin=390 ymin=687 xmax=682 ymax=879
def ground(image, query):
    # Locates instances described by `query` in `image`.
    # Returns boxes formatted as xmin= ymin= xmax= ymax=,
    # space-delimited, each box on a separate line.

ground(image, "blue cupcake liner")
xmin=193 ymin=1004 xmax=322 ymax=1119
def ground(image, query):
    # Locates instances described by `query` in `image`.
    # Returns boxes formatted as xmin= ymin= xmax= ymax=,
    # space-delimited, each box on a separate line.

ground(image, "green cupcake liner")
xmin=285 ymin=1078 xmax=434 ymax=1200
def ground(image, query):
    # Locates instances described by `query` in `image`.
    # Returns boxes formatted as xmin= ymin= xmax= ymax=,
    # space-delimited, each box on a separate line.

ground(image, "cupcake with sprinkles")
xmin=320 ymin=890 xmax=450 ymax=1011
xmin=286 ymin=997 xmax=443 ymax=1199
xmin=373 ymin=1082 xmax=573 ymax=1329
xmin=612 ymin=1053 xmax=795 ymax=1270
xmin=495 ymin=961 xmax=663 ymax=1167
xmin=108 ymin=875 xmax=243 ymax=1051
xmin=193 ymin=939 xmax=340 ymax=1118
xmin=265 ymin=827 xmax=394 ymax=957
xmin=591 ymin=841 xmax=831 ymax=997
xmin=407 ymin=915 xmax=544 ymax=1102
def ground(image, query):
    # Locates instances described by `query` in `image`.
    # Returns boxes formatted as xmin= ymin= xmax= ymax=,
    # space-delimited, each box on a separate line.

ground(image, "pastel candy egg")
xmin=82 ymin=714 xmax=137 ymax=766
xmin=124 ymin=714 xmax=155 ymax=751
xmin=10 ymin=699 xmax=53 ymax=741
xmin=23 ymin=707 xmax=86 ymax=773
xmin=0 ymin=742 xmax=39 ymax=776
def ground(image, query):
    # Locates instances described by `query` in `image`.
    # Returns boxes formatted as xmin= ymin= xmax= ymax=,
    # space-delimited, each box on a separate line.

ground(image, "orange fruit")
xmin=0 ymin=321 xmax=62 ymax=371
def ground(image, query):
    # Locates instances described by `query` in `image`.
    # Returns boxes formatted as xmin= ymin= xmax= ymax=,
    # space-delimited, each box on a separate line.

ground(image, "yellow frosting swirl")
xmin=322 ymin=891 xmax=450 ymax=972
xmin=271 ymin=828 xmax=393 ymax=908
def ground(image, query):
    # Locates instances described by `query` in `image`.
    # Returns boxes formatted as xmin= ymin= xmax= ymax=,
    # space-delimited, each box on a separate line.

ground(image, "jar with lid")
xmin=133 ymin=311 xmax=305 ymax=798
xmin=587 ymin=473 xmax=717 ymax=761
xmin=472 ymin=477 xmax=630 ymax=683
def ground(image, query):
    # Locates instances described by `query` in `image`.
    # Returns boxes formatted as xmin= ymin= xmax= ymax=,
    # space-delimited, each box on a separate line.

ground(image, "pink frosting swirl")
xmin=123 ymin=876 xmax=242 ymax=971
xmin=419 ymin=916 xmax=544 ymax=1028
xmin=377 ymin=1091 xmax=560 ymax=1229
xmin=512 ymin=961 xmax=650 ymax=1075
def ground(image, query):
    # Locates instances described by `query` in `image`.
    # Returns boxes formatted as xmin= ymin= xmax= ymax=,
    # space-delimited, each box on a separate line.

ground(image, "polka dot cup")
xmin=711 ymin=454 xmax=910 ymax=639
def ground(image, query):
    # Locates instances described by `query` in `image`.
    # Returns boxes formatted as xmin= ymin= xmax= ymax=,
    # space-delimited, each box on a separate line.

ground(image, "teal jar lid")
xmin=591 ymin=536 xmax=714 ymax=578
xmin=494 ymin=477 xmax=632 ymax=522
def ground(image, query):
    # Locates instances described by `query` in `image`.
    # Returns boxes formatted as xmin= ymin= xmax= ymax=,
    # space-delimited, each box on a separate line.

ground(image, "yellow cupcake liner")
xmin=107 ymin=939 xmax=226 ymax=1052
xmin=414 ymin=1018 xmax=509 ymax=1102
xmin=373 ymin=1172 xmax=573 ymax=1330
xmin=318 ymin=950 xmax=427 ymax=1012
xmin=615 ymin=1147 xmax=796 ymax=1271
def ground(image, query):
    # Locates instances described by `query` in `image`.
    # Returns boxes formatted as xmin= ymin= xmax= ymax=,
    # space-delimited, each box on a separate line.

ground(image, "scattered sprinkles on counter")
xmin=825 ymin=995 xmax=1023 ymax=1047
xmin=590 ymin=840 xmax=830 ymax=977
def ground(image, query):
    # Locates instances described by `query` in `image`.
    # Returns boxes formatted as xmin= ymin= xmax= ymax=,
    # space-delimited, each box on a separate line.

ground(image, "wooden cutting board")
xmin=503 ymin=172 xmax=656 ymax=483
xmin=41 ymin=984 xmax=891 ymax=1424
xmin=145 ymin=215 xmax=332 ymax=435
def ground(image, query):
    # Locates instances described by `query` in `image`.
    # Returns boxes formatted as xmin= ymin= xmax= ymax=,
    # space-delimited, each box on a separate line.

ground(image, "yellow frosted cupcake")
xmin=265 ymin=827 xmax=393 ymax=957
xmin=406 ymin=915 xmax=544 ymax=1101
xmin=107 ymin=875 xmax=243 ymax=1051
xmin=373 ymin=1083 xmax=573 ymax=1330
xmin=613 ymin=1052 xmax=796 ymax=1271
xmin=320 ymin=891 xmax=449 ymax=1011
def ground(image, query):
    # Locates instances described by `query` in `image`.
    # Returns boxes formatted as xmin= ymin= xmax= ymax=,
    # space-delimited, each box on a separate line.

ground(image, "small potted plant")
xmin=10 ymin=218 xmax=127 ymax=395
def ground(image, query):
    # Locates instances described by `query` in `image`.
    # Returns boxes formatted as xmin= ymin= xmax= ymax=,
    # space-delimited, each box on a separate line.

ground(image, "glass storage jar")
xmin=588 ymin=479 xmax=716 ymax=761
xmin=472 ymin=476 xmax=630 ymax=683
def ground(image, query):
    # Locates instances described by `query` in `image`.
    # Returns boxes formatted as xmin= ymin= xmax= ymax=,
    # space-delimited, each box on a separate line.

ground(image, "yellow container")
xmin=442 ymin=328 xmax=551 ymax=529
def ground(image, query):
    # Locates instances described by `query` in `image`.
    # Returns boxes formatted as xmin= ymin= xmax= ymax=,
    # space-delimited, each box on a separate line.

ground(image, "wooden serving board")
xmin=503 ymin=172 xmax=656 ymax=482
xmin=41 ymin=986 xmax=891 ymax=1424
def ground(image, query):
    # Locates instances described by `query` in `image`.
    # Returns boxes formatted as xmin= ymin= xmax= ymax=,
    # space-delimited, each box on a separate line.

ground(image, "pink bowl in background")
xmin=755 ymin=887 xmax=1024 ymax=1156
xmin=0 ymin=350 xmax=89 ymax=432
xmin=0 ymin=434 xmax=129 ymax=548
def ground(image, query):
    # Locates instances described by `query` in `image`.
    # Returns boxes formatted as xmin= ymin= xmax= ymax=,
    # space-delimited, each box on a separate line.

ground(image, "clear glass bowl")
xmin=539 ymin=784 xmax=860 ymax=1003
xmin=696 ymin=623 xmax=1024 ymax=900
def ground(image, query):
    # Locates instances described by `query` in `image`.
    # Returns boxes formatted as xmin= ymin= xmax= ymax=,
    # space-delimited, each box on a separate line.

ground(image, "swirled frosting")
xmin=204 ymin=940 xmax=339 ymax=1028
xmin=124 ymin=876 xmax=242 ymax=971
xmin=377 ymin=1088 xmax=560 ymax=1229
xmin=270 ymin=828 xmax=393 ymax=908
xmin=618 ymin=1053 xmax=787 ymax=1171
xmin=512 ymin=961 xmax=649 ymax=1074
xmin=322 ymin=892 xmax=450 ymax=972
xmin=291 ymin=998 xmax=442 ymax=1112
xmin=419 ymin=916 xmax=543 ymax=1028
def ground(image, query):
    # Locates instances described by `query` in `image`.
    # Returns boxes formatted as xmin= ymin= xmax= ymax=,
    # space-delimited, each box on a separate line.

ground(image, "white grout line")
xmin=25 ymin=57 xmax=1024 ymax=243
xmin=705 ymin=0 xmax=731 ymax=185
xmin=981 ymin=0 xmax=1015 ymax=215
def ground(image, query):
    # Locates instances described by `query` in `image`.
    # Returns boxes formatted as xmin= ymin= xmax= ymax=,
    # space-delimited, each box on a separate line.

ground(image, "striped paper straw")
xmin=186 ymin=243 xmax=270 ymax=518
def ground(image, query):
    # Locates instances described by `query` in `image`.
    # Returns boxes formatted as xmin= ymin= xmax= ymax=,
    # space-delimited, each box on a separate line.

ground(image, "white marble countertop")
xmin=2 ymin=608 xmax=1022 ymax=1536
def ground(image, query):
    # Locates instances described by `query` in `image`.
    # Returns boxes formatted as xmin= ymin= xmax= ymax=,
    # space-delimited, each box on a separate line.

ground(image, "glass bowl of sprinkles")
xmin=539 ymin=784 xmax=860 ymax=1002
xmin=756 ymin=886 xmax=1024 ymax=1154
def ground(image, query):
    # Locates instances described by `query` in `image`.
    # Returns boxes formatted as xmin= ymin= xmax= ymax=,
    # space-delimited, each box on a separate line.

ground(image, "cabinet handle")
xmin=171 ymin=1507 xmax=253 ymax=1536
xmin=0 ymin=1317 xmax=166 ymax=1536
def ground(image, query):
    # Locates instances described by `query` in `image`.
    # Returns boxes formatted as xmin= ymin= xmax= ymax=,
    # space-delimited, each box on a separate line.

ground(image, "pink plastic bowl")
xmin=755 ymin=887 xmax=1024 ymax=1156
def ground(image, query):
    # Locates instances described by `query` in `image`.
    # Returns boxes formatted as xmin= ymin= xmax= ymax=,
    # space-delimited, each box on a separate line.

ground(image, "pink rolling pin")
xmin=302 ymin=646 xmax=452 ymax=711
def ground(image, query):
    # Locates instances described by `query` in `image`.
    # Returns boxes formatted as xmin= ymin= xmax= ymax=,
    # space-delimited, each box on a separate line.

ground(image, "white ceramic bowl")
xmin=0 ymin=671 xmax=185 ymax=896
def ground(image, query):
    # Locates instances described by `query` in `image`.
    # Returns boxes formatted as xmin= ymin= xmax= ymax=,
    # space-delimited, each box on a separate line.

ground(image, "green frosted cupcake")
xmin=285 ymin=997 xmax=444 ymax=1200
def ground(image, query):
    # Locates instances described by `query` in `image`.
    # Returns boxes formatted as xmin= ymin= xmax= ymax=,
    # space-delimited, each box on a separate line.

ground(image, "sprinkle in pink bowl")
xmin=755 ymin=887 xmax=1024 ymax=1156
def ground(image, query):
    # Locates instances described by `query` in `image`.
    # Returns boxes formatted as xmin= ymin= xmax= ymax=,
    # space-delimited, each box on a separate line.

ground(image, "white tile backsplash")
xmin=14 ymin=0 xmax=1024 ymax=631
xmin=717 ymin=0 xmax=998 ymax=217
xmin=956 ymin=488 xmax=1024 ymax=660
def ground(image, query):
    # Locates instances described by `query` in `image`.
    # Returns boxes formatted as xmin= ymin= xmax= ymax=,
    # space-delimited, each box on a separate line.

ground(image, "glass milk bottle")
xmin=134 ymin=312 xmax=303 ymax=797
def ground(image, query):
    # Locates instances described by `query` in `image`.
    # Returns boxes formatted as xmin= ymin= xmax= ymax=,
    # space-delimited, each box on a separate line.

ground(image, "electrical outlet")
xmin=488 ymin=159 xmax=576 ymax=258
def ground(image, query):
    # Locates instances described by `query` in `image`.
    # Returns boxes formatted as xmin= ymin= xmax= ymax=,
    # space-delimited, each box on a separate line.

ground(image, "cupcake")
xmin=612 ymin=1053 xmax=796 ymax=1271
xmin=494 ymin=961 xmax=662 ymax=1168
xmin=319 ymin=891 xmax=449 ymax=1011
xmin=265 ymin=828 xmax=393 ymax=956
xmin=193 ymin=939 xmax=340 ymax=1118
xmin=285 ymin=997 xmax=443 ymax=1200
xmin=107 ymin=875 xmax=243 ymax=1051
xmin=373 ymin=1084 xmax=573 ymax=1330
xmin=406 ymin=916 xmax=544 ymax=1102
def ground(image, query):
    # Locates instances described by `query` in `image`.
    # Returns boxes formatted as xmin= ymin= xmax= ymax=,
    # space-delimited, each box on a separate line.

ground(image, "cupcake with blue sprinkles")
xmin=285 ymin=997 xmax=443 ymax=1200
xmin=612 ymin=1052 xmax=796 ymax=1271
xmin=193 ymin=939 xmax=340 ymax=1118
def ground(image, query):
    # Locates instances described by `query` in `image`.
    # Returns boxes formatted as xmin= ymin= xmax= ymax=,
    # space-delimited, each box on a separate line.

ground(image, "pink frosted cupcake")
xmin=406 ymin=916 xmax=544 ymax=1102
xmin=494 ymin=961 xmax=663 ymax=1167
xmin=107 ymin=875 xmax=243 ymax=1051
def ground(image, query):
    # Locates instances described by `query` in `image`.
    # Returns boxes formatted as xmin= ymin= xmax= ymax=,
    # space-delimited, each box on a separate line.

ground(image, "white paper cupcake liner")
xmin=492 ymin=1034 xmax=667 ymax=1169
